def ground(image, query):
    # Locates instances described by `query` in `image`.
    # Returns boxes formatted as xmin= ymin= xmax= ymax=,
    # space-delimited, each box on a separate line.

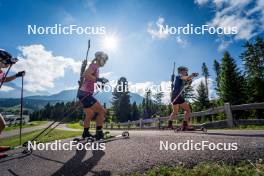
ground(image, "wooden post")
xmin=157 ymin=118 xmax=161 ymax=129
xmin=224 ymin=102 xmax=233 ymax=127
xmin=111 ymin=123 xmax=113 ymax=129
xmin=139 ymin=118 xmax=143 ymax=129
xmin=128 ymin=120 xmax=130 ymax=129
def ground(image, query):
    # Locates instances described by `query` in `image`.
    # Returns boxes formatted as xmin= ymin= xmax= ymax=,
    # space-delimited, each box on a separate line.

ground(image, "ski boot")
xmin=180 ymin=121 xmax=194 ymax=131
xmin=82 ymin=129 xmax=93 ymax=139
xmin=95 ymin=130 xmax=104 ymax=140
xmin=181 ymin=121 xmax=188 ymax=131
xmin=165 ymin=120 xmax=174 ymax=130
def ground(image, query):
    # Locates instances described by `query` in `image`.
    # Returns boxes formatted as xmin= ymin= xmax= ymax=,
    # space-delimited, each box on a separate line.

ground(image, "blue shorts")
xmin=77 ymin=90 xmax=97 ymax=108
xmin=172 ymin=95 xmax=185 ymax=105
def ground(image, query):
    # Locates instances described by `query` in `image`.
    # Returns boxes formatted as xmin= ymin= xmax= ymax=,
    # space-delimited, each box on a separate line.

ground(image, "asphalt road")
xmin=1 ymin=130 xmax=264 ymax=176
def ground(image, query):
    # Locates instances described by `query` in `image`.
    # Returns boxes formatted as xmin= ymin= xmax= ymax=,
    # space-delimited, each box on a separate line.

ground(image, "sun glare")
xmin=102 ymin=35 xmax=119 ymax=52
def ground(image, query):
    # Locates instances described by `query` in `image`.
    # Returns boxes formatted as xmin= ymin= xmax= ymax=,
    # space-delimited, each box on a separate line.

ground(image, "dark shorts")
xmin=77 ymin=90 xmax=97 ymax=108
xmin=172 ymin=95 xmax=185 ymax=105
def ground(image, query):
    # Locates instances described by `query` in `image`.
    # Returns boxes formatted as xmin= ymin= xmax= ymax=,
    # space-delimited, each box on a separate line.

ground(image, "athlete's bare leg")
xmin=90 ymin=102 xmax=106 ymax=127
xmin=180 ymin=102 xmax=192 ymax=128
xmin=83 ymin=108 xmax=94 ymax=128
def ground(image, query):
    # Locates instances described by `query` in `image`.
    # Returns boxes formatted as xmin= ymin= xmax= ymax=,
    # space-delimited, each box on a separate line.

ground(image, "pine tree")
xmin=213 ymin=60 xmax=221 ymax=96
xmin=153 ymin=90 xmax=164 ymax=106
xmin=202 ymin=62 xmax=210 ymax=98
xmin=241 ymin=37 xmax=264 ymax=103
xmin=131 ymin=101 xmax=140 ymax=121
xmin=182 ymin=84 xmax=195 ymax=102
xmin=142 ymin=90 xmax=153 ymax=118
xmin=194 ymin=81 xmax=210 ymax=123
xmin=219 ymin=51 xmax=246 ymax=105
xmin=195 ymin=81 xmax=209 ymax=111
xmin=111 ymin=77 xmax=131 ymax=122
xmin=153 ymin=88 xmax=164 ymax=116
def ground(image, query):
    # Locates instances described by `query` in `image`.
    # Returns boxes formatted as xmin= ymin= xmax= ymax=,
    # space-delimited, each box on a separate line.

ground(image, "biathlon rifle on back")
xmin=171 ymin=62 xmax=175 ymax=99
xmin=78 ymin=39 xmax=91 ymax=91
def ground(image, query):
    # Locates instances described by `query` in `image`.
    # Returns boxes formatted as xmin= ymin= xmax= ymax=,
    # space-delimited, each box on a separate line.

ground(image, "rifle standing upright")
xmin=171 ymin=62 xmax=175 ymax=99
xmin=77 ymin=39 xmax=91 ymax=94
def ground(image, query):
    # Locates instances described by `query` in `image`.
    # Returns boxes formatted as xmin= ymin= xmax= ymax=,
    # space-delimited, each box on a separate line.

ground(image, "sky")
xmin=0 ymin=0 xmax=264 ymax=103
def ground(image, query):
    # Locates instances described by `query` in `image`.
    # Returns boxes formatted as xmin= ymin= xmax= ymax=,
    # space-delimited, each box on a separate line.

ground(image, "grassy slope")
xmin=131 ymin=162 xmax=264 ymax=176
xmin=4 ymin=121 xmax=48 ymax=131
xmin=0 ymin=129 xmax=81 ymax=147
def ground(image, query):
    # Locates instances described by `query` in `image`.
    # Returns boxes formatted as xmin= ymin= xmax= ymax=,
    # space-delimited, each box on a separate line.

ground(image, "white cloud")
xmin=0 ymin=85 xmax=14 ymax=92
xmin=216 ymin=37 xmax=233 ymax=51
xmin=62 ymin=13 xmax=76 ymax=24
xmin=100 ymin=72 xmax=114 ymax=79
xmin=64 ymin=85 xmax=78 ymax=90
xmin=176 ymin=36 xmax=188 ymax=46
xmin=85 ymin=0 xmax=97 ymax=13
xmin=195 ymin=0 xmax=264 ymax=50
xmin=147 ymin=16 xmax=169 ymax=39
xmin=195 ymin=0 xmax=209 ymax=5
xmin=12 ymin=45 xmax=81 ymax=92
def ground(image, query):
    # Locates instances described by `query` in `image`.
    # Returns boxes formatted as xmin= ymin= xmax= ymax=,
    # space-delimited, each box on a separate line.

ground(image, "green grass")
xmin=131 ymin=162 xmax=264 ymax=176
xmin=4 ymin=121 xmax=48 ymax=131
xmin=66 ymin=122 xmax=98 ymax=130
xmin=0 ymin=129 xmax=81 ymax=147
xmin=229 ymin=125 xmax=264 ymax=130
xmin=66 ymin=122 xmax=83 ymax=129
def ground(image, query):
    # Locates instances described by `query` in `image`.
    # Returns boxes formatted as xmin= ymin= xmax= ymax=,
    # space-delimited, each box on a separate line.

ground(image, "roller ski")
xmin=73 ymin=131 xmax=129 ymax=144
xmin=174 ymin=121 xmax=207 ymax=133
xmin=0 ymin=145 xmax=32 ymax=163
xmin=161 ymin=120 xmax=176 ymax=130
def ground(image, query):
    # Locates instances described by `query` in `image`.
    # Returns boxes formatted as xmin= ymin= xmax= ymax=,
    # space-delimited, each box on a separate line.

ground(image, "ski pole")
xmin=43 ymin=91 xmax=95 ymax=136
xmin=19 ymin=75 xmax=24 ymax=145
xmin=26 ymin=91 xmax=94 ymax=144
xmin=46 ymin=39 xmax=91 ymax=136
xmin=44 ymin=89 xmax=102 ymax=135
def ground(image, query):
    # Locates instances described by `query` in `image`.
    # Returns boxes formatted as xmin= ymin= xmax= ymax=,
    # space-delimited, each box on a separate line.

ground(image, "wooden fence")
xmin=103 ymin=102 xmax=264 ymax=129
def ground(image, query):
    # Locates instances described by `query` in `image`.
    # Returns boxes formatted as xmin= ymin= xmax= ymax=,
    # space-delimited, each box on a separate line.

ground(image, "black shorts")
xmin=77 ymin=90 xmax=97 ymax=108
xmin=172 ymin=95 xmax=185 ymax=105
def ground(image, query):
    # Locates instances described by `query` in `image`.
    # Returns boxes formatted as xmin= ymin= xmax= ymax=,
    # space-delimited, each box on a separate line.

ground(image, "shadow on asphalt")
xmin=49 ymin=148 xmax=110 ymax=176
xmin=32 ymin=153 xmax=66 ymax=164
xmin=206 ymin=132 xmax=264 ymax=138
xmin=8 ymin=169 xmax=19 ymax=176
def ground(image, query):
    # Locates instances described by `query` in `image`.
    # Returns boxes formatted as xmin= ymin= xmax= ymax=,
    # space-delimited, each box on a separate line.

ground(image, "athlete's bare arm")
xmin=181 ymin=73 xmax=199 ymax=81
xmin=0 ymin=75 xmax=16 ymax=83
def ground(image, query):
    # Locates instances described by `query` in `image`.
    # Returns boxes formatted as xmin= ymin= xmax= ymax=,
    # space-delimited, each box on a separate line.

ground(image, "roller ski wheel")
xmin=87 ymin=137 xmax=95 ymax=143
xmin=201 ymin=127 xmax=207 ymax=132
xmin=122 ymin=131 xmax=129 ymax=138
xmin=174 ymin=127 xmax=182 ymax=133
